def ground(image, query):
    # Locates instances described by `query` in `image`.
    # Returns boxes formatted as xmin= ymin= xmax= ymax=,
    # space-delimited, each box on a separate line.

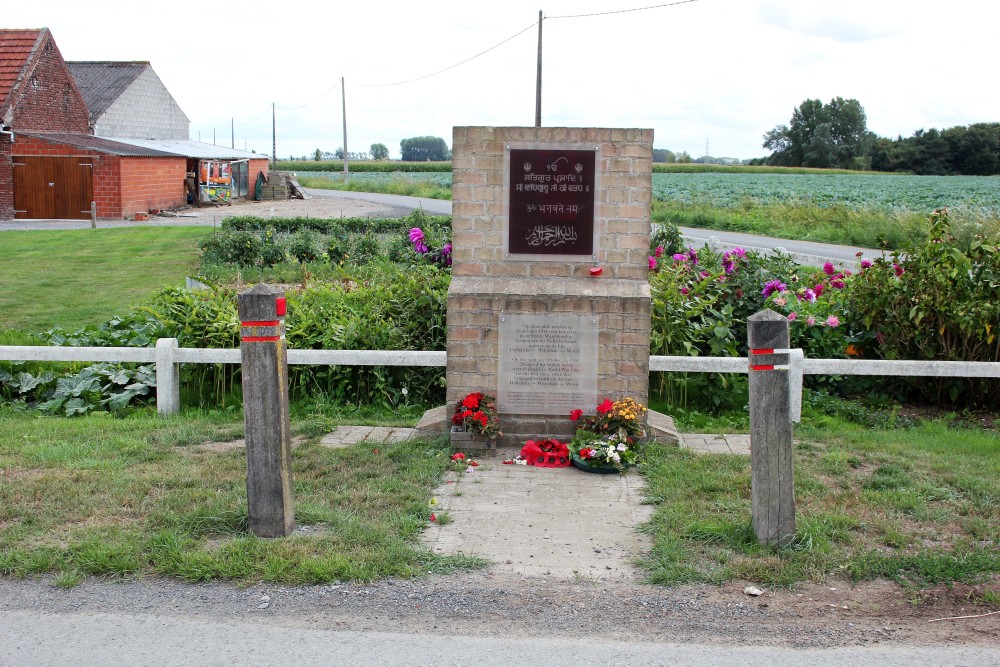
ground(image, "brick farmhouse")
xmin=0 ymin=28 xmax=268 ymax=220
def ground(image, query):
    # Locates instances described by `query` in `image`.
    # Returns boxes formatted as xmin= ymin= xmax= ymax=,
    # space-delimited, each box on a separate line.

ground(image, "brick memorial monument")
xmin=447 ymin=127 xmax=653 ymax=450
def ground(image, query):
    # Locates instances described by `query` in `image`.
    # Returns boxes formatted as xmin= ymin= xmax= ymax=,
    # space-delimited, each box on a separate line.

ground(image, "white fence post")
xmin=155 ymin=338 xmax=180 ymax=416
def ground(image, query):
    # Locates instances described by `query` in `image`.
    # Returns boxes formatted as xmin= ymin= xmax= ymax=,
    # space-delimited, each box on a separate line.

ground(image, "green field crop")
xmin=650 ymin=172 xmax=1000 ymax=214
xmin=301 ymin=171 xmax=453 ymax=188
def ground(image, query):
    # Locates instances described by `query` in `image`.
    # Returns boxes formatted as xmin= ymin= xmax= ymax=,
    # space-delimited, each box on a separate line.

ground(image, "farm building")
xmin=0 ymin=28 xmax=268 ymax=221
xmin=66 ymin=61 xmax=190 ymax=140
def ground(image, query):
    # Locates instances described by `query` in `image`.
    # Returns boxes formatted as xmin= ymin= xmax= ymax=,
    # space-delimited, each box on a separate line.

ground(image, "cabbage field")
xmin=650 ymin=172 xmax=1000 ymax=214
xmin=304 ymin=169 xmax=1000 ymax=215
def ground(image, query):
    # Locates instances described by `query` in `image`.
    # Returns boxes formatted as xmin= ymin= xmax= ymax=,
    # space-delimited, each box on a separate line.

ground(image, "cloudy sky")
xmin=9 ymin=0 xmax=996 ymax=160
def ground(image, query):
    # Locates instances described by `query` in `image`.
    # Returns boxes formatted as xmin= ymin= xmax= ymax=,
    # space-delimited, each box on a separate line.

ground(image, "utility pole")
xmin=535 ymin=10 xmax=543 ymax=127
xmin=272 ymin=103 xmax=276 ymax=170
xmin=231 ymin=118 xmax=235 ymax=149
xmin=342 ymin=77 xmax=349 ymax=182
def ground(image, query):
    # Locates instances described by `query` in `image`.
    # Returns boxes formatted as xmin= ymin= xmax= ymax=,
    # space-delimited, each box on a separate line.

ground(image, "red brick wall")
xmin=249 ymin=158 xmax=269 ymax=182
xmin=120 ymin=157 xmax=186 ymax=217
xmin=0 ymin=135 xmax=12 ymax=219
xmin=9 ymin=34 xmax=89 ymax=133
xmin=11 ymin=135 xmax=186 ymax=218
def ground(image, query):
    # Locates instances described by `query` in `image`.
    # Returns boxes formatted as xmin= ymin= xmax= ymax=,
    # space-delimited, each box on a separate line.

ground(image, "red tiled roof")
xmin=0 ymin=29 xmax=45 ymax=116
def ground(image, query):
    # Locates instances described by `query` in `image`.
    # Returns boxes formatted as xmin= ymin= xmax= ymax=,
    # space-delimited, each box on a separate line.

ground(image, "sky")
xmin=8 ymin=0 xmax=998 ymax=160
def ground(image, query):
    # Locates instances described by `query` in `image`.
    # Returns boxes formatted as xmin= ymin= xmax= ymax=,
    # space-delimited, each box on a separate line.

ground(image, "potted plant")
xmin=450 ymin=391 xmax=501 ymax=455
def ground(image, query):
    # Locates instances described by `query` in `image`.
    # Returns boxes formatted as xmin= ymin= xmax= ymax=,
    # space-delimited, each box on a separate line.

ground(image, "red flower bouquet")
xmin=452 ymin=392 xmax=501 ymax=438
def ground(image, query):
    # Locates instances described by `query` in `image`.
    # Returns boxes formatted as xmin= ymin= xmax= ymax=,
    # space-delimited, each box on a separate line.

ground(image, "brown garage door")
xmin=12 ymin=156 xmax=94 ymax=220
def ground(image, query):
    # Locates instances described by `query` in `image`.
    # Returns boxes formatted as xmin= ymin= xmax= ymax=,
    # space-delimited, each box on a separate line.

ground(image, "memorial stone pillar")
xmin=447 ymin=127 xmax=653 ymax=450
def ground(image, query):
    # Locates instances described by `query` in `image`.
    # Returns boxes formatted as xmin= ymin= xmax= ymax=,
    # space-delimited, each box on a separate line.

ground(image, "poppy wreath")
xmin=519 ymin=438 xmax=571 ymax=468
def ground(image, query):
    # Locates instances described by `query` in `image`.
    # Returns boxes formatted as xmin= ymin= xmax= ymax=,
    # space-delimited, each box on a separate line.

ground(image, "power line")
xmin=355 ymin=20 xmax=538 ymax=88
xmin=229 ymin=2 xmax=700 ymax=121
xmin=278 ymin=79 xmax=343 ymax=110
xmin=548 ymin=0 xmax=699 ymax=20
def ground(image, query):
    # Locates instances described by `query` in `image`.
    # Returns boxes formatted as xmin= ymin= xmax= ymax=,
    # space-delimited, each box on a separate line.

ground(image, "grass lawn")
xmin=643 ymin=412 xmax=1000 ymax=588
xmin=0 ymin=227 xmax=210 ymax=333
xmin=0 ymin=408 xmax=480 ymax=586
xmin=0 ymin=405 xmax=996 ymax=589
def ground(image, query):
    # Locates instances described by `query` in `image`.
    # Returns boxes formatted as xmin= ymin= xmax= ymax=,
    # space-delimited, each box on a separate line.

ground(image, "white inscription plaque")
xmin=498 ymin=313 xmax=598 ymax=415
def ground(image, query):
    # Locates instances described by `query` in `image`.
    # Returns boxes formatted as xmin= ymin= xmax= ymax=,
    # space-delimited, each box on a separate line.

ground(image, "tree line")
xmin=305 ymin=137 xmax=452 ymax=163
xmin=759 ymin=97 xmax=1000 ymax=175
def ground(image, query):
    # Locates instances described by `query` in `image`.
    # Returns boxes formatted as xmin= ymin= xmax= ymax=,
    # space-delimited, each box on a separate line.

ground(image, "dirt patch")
xmin=156 ymin=190 xmax=410 ymax=224
xmin=183 ymin=435 xmax=309 ymax=454
xmin=1 ymin=572 xmax=996 ymax=648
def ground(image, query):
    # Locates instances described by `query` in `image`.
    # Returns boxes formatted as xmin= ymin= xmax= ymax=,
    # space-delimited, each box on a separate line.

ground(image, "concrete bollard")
xmin=238 ymin=284 xmax=294 ymax=538
xmin=747 ymin=309 xmax=796 ymax=547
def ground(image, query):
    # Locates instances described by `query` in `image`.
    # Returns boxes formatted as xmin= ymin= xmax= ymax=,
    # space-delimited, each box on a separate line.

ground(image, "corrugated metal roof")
xmin=0 ymin=29 xmax=44 ymax=117
xmin=18 ymin=131 xmax=179 ymax=157
xmin=66 ymin=61 xmax=148 ymax=123
xmin=110 ymin=137 xmax=264 ymax=159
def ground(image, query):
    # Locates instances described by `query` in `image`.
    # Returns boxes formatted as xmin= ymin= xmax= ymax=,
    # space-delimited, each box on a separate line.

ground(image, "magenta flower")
xmin=414 ymin=241 xmax=428 ymax=254
xmin=408 ymin=227 xmax=424 ymax=244
xmin=826 ymin=315 xmax=840 ymax=328
xmin=807 ymin=316 xmax=817 ymax=326
xmin=894 ymin=264 xmax=905 ymax=277
xmin=732 ymin=247 xmax=746 ymax=259
xmin=686 ymin=248 xmax=699 ymax=265
xmin=680 ymin=287 xmax=689 ymax=295
xmin=787 ymin=311 xmax=798 ymax=321
xmin=648 ymin=256 xmax=657 ymax=270
xmin=798 ymin=288 xmax=817 ymax=303
xmin=672 ymin=253 xmax=686 ymax=263
xmin=860 ymin=259 xmax=873 ymax=269
xmin=762 ymin=279 xmax=787 ymax=297
xmin=831 ymin=279 xmax=845 ymax=289
xmin=655 ymin=245 xmax=664 ymax=258
xmin=823 ymin=262 xmax=835 ymax=275
xmin=814 ymin=284 xmax=825 ymax=297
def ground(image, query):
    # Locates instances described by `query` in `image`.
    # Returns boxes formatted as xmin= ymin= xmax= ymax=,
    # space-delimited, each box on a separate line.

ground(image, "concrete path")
xmin=315 ymin=424 xmax=748 ymax=582
xmin=680 ymin=433 xmax=751 ymax=455
xmin=319 ymin=425 xmax=416 ymax=448
xmin=423 ymin=462 xmax=653 ymax=581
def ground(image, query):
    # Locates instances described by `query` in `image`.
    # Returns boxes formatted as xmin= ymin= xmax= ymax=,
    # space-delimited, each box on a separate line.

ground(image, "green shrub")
xmin=845 ymin=209 xmax=1000 ymax=407
xmin=288 ymin=230 xmax=324 ymax=263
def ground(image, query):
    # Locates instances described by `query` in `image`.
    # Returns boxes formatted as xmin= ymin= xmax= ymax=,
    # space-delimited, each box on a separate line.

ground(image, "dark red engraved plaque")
xmin=507 ymin=148 xmax=595 ymax=256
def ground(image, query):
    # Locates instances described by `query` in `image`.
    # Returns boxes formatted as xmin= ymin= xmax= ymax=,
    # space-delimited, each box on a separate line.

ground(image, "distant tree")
xmin=675 ymin=151 xmax=692 ymax=164
xmin=652 ymin=148 xmax=676 ymax=163
xmin=763 ymin=97 xmax=872 ymax=169
xmin=400 ymin=136 xmax=450 ymax=161
xmin=370 ymin=143 xmax=389 ymax=160
xmin=334 ymin=147 xmax=345 ymax=160
xmin=313 ymin=148 xmax=322 ymax=161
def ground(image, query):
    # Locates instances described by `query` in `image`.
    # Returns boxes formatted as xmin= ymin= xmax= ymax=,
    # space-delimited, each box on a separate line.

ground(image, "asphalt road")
xmin=304 ymin=189 xmax=880 ymax=267
xmin=3 ymin=609 xmax=997 ymax=666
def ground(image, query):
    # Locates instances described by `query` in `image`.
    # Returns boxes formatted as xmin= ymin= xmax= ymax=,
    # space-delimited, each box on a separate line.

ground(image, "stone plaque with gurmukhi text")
xmin=497 ymin=313 xmax=598 ymax=415
xmin=504 ymin=145 xmax=598 ymax=259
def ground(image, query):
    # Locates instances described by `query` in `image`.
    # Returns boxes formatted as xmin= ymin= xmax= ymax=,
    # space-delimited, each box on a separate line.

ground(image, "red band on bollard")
xmin=242 ymin=336 xmax=281 ymax=343
xmin=750 ymin=348 xmax=775 ymax=355
xmin=241 ymin=320 xmax=279 ymax=327
xmin=751 ymin=364 xmax=775 ymax=371
xmin=275 ymin=297 xmax=287 ymax=317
